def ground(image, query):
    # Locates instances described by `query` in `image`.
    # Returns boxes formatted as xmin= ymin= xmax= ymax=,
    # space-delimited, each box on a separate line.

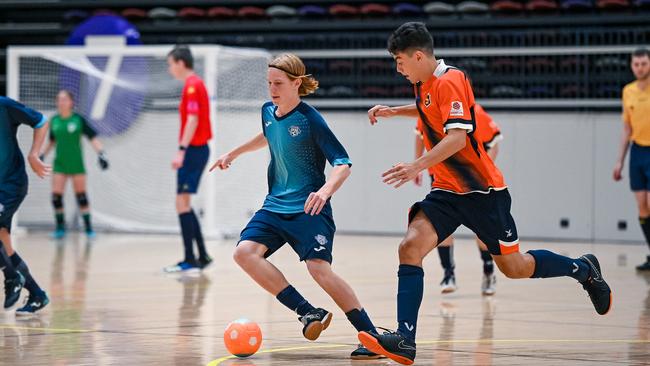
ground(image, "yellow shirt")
xmin=623 ymin=81 xmax=650 ymax=146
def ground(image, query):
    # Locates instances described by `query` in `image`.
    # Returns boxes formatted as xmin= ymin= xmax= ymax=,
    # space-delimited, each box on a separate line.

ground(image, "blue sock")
xmin=528 ymin=250 xmax=589 ymax=282
xmin=10 ymin=253 xmax=44 ymax=295
xmin=397 ymin=264 xmax=424 ymax=342
xmin=437 ymin=246 xmax=454 ymax=273
xmin=179 ymin=212 xmax=195 ymax=264
xmin=345 ymin=308 xmax=376 ymax=332
xmin=276 ymin=285 xmax=315 ymax=316
xmin=0 ymin=245 xmax=18 ymax=278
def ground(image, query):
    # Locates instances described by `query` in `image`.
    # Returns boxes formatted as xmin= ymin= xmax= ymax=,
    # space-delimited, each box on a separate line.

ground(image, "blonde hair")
xmin=268 ymin=53 xmax=319 ymax=96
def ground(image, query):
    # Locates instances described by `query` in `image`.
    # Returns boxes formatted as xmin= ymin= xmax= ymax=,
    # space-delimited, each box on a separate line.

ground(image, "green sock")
xmin=82 ymin=213 xmax=92 ymax=232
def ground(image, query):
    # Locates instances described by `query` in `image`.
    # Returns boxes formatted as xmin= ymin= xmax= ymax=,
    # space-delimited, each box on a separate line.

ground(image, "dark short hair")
xmin=58 ymin=89 xmax=75 ymax=102
xmin=168 ymin=45 xmax=194 ymax=69
xmin=632 ymin=48 xmax=650 ymax=59
xmin=387 ymin=22 xmax=434 ymax=56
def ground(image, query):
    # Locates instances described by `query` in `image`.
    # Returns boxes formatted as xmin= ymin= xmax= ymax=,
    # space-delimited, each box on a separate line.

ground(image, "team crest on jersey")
xmin=424 ymin=93 xmax=431 ymax=107
xmin=187 ymin=86 xmax=195 ymax=94
xmin=288 ymin=125 xmax=301 ymax=137
xmin=450 ymin=101 xmax=464 ymax=117
xmin=67 ymin=122 xmax=77 ymax=133
xmin=315 ymin=234 xmax=328 ymax=245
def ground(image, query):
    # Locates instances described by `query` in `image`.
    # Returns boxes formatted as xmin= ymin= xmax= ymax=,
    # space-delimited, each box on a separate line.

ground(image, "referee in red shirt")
xmin=164 ymin=45 xmax=213 ymax=273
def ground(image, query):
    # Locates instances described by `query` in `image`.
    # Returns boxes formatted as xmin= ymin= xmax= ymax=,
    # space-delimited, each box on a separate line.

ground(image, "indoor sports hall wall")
xmin=321 ymin=110 xmax=639 ymax=243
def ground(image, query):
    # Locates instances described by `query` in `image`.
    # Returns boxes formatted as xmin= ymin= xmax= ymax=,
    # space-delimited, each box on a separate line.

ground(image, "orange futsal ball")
xmin=223 ymin=319 xmax=262 ymax=358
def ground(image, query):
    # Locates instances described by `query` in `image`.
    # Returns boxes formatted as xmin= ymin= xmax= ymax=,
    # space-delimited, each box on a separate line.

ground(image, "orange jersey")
xmin=415 ymin=118 xmax=435 ymax=176
xmin=415 ymin=60 xmax=506 ymax=194
xmin=472 ymin=104 xmax=502 ymax=151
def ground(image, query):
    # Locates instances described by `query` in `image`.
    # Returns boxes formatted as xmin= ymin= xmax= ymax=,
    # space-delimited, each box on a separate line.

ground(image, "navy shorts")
xmin=0 ymin=184 xmax=28 ymax=233
xmin=629 ymin=143 xmax=650 ymax=191
xmin=409 ymin=189 xmax=520 ymax=255
xmin=177 ymin=145 xmax=209 ymax=194
xmin=238 ymin=206 xmax=336 ymax=263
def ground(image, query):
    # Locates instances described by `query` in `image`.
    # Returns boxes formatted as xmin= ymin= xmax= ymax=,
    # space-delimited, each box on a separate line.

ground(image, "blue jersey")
xmin=0 ymin=97 xmax=47 ymax=191
xmin=261 ymin=101 xmax=351 ymax=214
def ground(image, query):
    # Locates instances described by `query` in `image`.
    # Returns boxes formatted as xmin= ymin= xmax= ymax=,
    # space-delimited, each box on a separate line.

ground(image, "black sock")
xmin=82 ymin=213 xmax=92 ymax=232
xmin=10 ymin=253 xmax=43 ymax=295
xmin=480 ymin=249 xmax=494 ymax=274
xmin=190 ymin=210 xmax=208 ymax=260
xmin=0 ymin=246 xmax=18 ymax=278
xmin=345 ymin=308 xmax=376 ymax=333
xmin=438 ymin=245 xmax=454 ymax=274
xmin=179 ymin=212 xmax=196 ymax=264
xmin=640 ymin=217 xmax=650 ymax=252
xmin=55 ymin=212 xmax=65 ymax=231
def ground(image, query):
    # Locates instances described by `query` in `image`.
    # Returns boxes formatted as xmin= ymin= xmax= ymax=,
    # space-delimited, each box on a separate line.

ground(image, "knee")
xmin=75 ymin=192 xmax=88 ymax=208
xmin=176 ymin=196 xmax=190 ymax=213
xmin=398 ymin=237 xmax=425 ymax=263
xmin=306 ymin=260 xmax=331 ymax=283
xmin=233 ymin=245 xmax=252 ymax=267
xmin=52 ymin=193 xmax=63 ymax=210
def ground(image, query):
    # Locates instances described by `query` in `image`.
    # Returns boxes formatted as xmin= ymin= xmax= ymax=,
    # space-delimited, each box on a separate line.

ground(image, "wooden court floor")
xmin=0 ymin=232 xmax=648 ymax=365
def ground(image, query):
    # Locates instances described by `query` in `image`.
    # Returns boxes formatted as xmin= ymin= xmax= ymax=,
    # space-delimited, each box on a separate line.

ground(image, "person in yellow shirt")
xmin=613 ymin=48 xmax=650 ymax=271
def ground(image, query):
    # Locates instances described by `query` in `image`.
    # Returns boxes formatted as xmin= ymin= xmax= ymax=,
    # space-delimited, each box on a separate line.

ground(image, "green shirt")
xmin=50 ymin=113 xmax=97 ymax=175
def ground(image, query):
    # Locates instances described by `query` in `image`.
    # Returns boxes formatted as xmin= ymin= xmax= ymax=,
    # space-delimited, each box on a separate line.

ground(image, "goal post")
xmin=8 ymin=40 xmax=271 ymax=238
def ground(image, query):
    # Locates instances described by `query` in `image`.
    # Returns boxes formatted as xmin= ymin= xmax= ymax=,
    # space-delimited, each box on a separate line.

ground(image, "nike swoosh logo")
xmin=404 ymin=322 xmax=414 ymax=331
xmin=314 ymin=246 xmax=327 ymax=252
xmin=14 ymin=286 xmax=21 ymax=293
xmin=572 ymin=263 xmax=579 ymax=273
xmin=398 ymin=341 xmax=416 ymax=351
xmin=32 ymin=302 xmax=41 ymax=307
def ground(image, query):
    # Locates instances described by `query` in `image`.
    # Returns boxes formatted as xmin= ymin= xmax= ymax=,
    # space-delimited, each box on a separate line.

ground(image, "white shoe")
xmin=482 ymin=273 xmax=496 ymax=296
xmin=440 ymin=273 xmax=457 ymax=294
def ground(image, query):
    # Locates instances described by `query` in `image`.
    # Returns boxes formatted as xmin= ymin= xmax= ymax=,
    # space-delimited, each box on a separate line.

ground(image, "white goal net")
xmin=8 ymin=40 xmax=271 ymax=238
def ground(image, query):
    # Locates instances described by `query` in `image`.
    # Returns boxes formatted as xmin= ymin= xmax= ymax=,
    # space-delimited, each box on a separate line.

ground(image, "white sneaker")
xmin=482 ymin=273 xmax=496 ymax=296
xmin=440 ymin=273 xmax=457 ymax=294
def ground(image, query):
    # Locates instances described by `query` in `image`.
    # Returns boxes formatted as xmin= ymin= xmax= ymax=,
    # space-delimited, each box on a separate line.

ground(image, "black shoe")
xmin=16 ymin=291 xmax=50 ymax=316
xmin=299 ymin=308 xmax=332 ymax=341
xmin=358 ymin=328 xmax=416 ymax=365
xmin=636 ymin=256 xmax=650 ymax=271
xmin=198 ymin=255 xmax=213 ymax=270
xmin=4 ymin=272 xmax=25 ymax=309
xmin=580 ymin=254 xmax=612 ymax=315
xmin=350 ymin=343 xmax=386 ymax=360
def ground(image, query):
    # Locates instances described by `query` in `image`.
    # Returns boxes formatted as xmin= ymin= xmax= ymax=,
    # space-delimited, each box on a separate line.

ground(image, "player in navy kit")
xmin=211 ymin=53 xmax=382 ymax=360
xmin=0 ymin=96 xmax=50 ymax=315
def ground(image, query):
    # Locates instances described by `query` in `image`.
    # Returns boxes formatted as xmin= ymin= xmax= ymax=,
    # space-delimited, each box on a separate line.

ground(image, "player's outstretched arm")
xmin=613 ymin=121 xmax=632 ymax=181
xmin=28 ymin=120 xmax=51 ymax=178
xmin=304 ymin=164 xmax=351 ymax=216
xmin=368 ymin=103 xmax=418 ymax=125
xmin=210 ymin=132 xmax=268 ymax=171
xmin=383 ymin=129 xmax=467 ymax=188
xmin=414 ymin=133 xmax=424 ymax=186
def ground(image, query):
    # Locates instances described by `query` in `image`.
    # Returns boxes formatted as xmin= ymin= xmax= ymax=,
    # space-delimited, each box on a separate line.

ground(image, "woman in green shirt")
xmin=42 ymin=90 xmax=109 ymax=239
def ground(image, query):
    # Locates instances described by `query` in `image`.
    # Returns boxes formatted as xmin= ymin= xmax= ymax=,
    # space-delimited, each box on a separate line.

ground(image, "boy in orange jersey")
xmin=358 ymin=22 xmax=612 ymax=365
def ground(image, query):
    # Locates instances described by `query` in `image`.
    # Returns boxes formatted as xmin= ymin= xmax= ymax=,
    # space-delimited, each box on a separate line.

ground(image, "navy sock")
xmin=480 ymin=249 xmax=494 ymax=274
xmin=0 ymin=246 xmax=17 ymax=278
xmin=345 ymin=308 xmax=376 ymax=333
xmin=190 ymin=210 xmax=208 ymax=260
xmin=528 ymin=249 xmax=589 ymax=282
xmin=640 ymin=217 xmax=650 ymax=251
xmin=179 ymin=212 xmax=196 ymax=264
xmin=437 ymin=246 xmax=454 ymax=273
xmin=276 ymin=285 xmax=315 ymax=316
xmin=397 ymin=264 xmax=424 ymax=342
xmin=10 ymin=253 xmax=43 ymax=295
